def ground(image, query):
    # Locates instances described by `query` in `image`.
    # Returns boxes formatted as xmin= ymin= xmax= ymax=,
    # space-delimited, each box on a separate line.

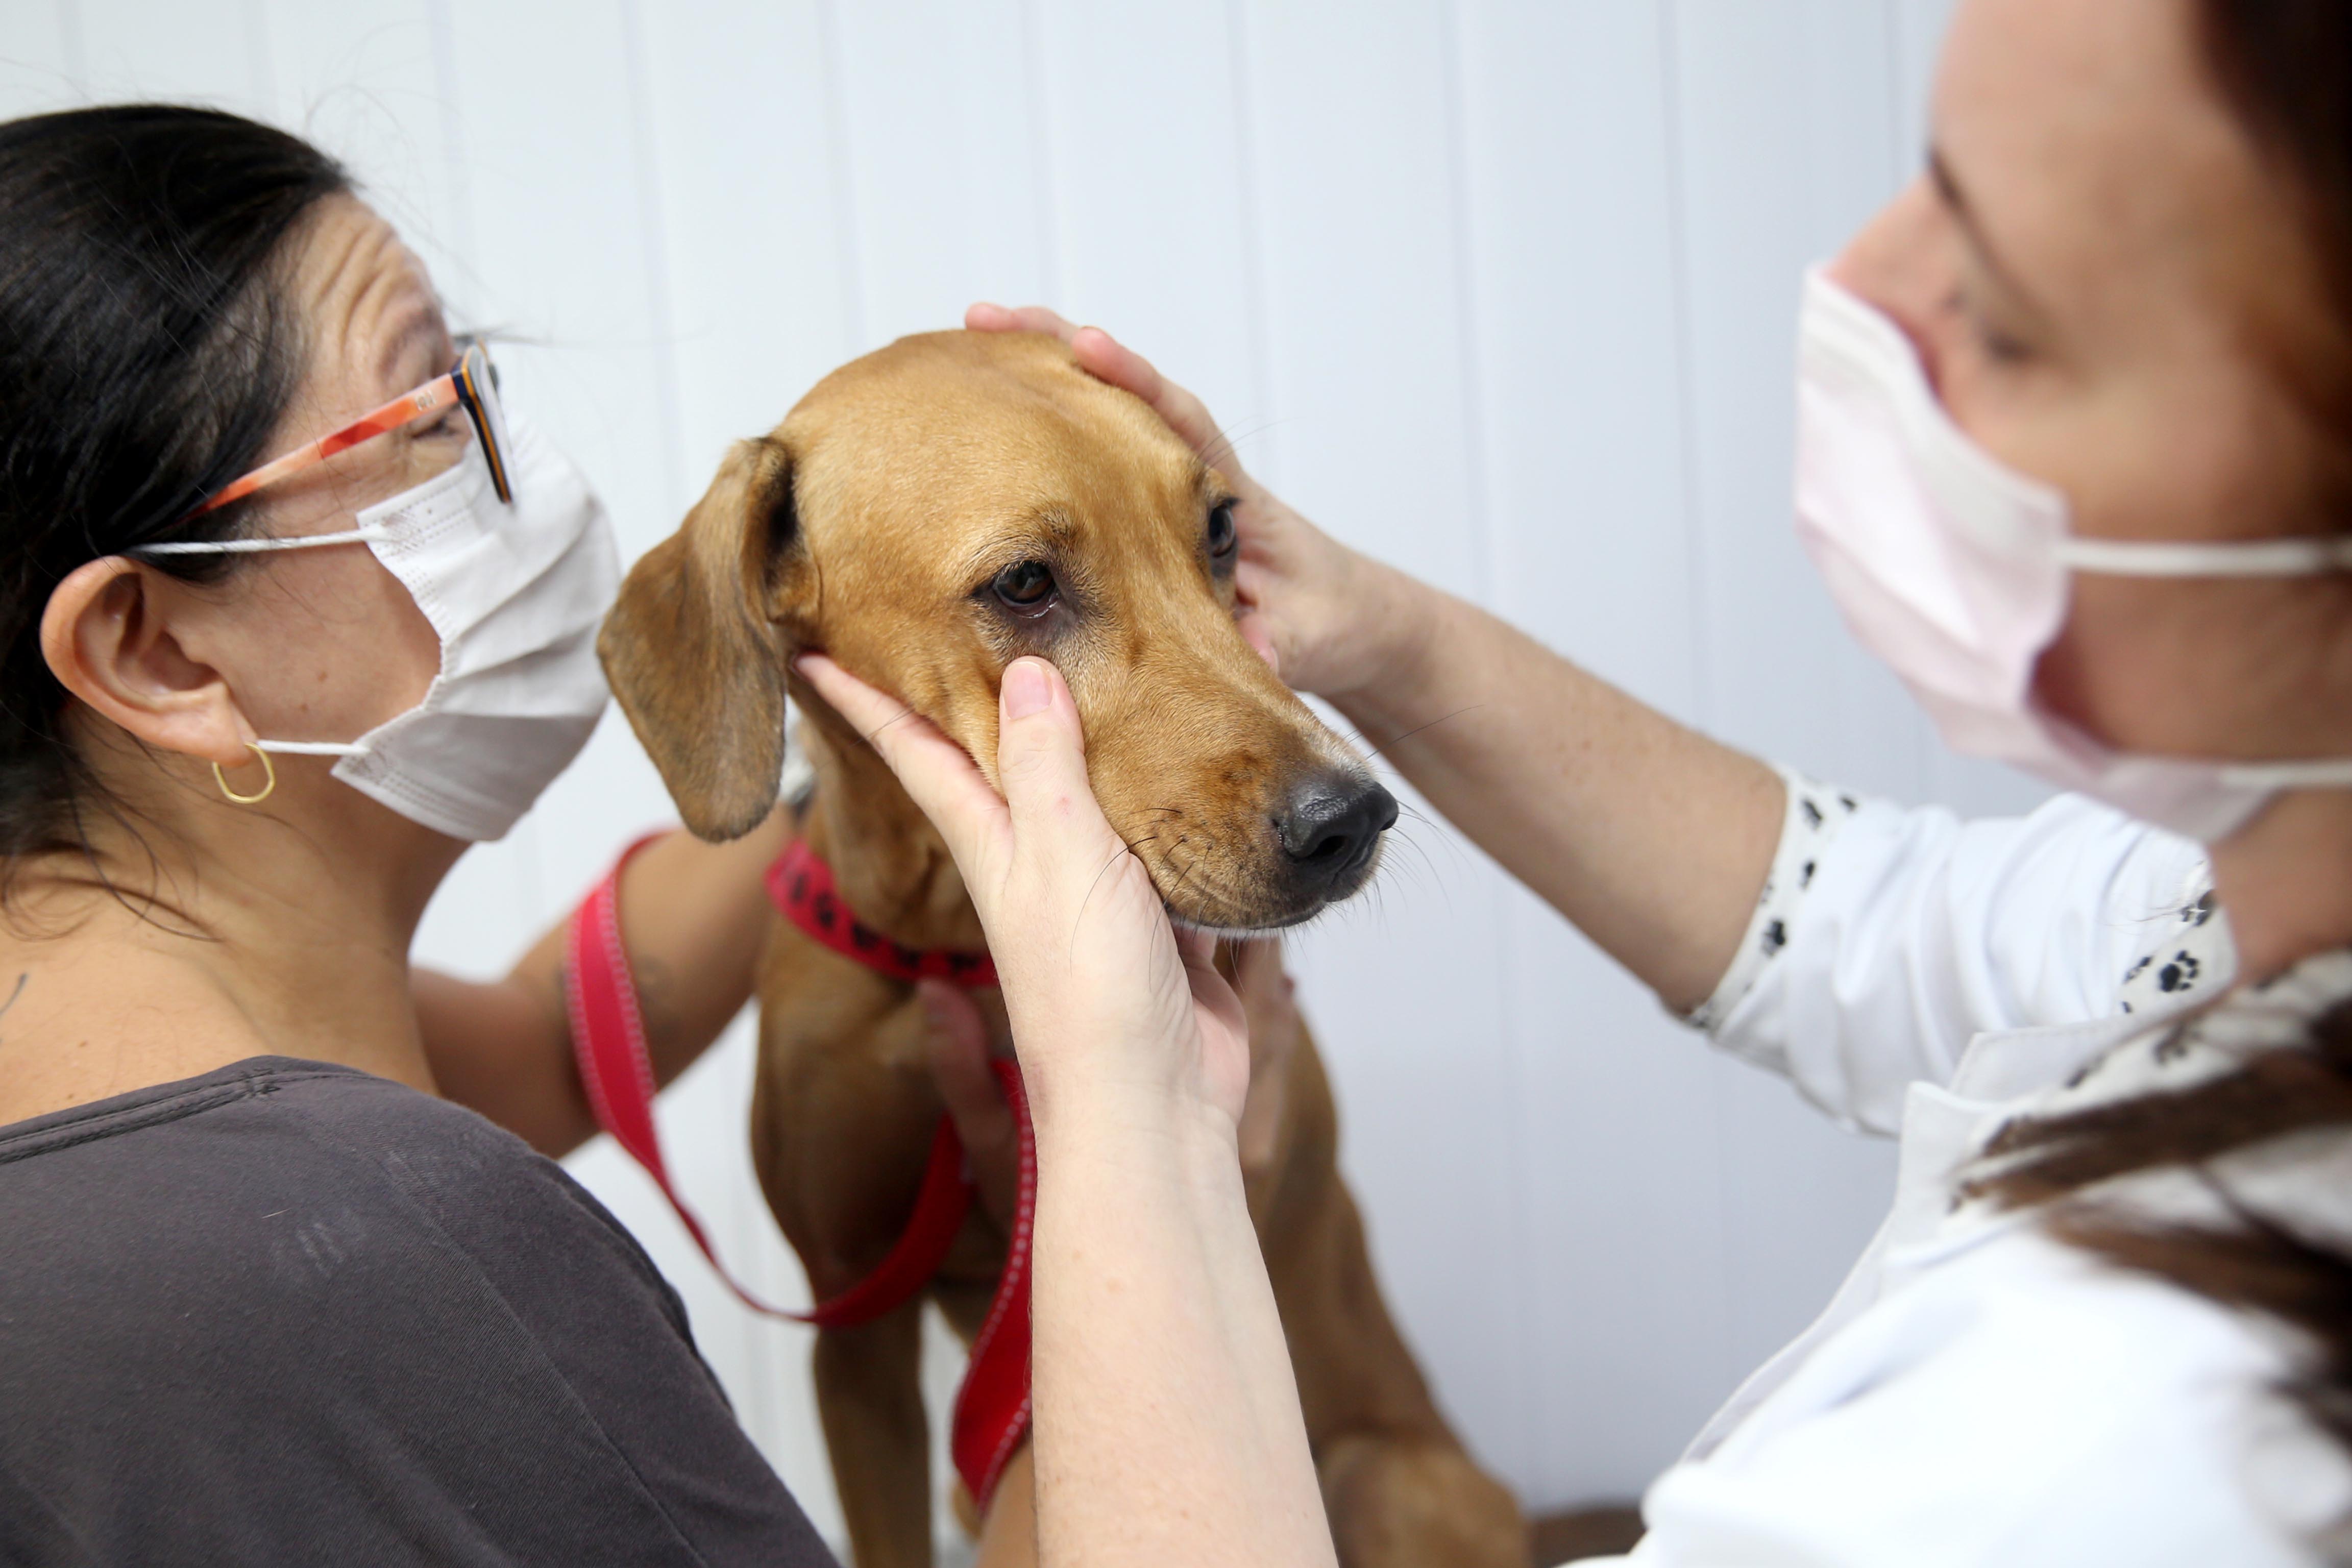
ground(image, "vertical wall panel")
xmin=426 ymin=0 xmax=681 ymax=954
xmin=1892 ymin=0 xmax=1954 ymax=163
xmin=1667 ymin=0 xmax=1922 ymax=1394
xmin=828 ymin=0 xmax=1051 ymax=348
xmin=1242 ymin=2 xmax=1485 ymax=600
xmin=1452 ymin=0 xmax=1742 ymax=1501
xmin=253 ymin=4 xmax=470 ymax=288
xmin=1240 ymin=0 xmax=1530 ymax=1488
xmin=643 ymin=0 xmax=859 ymax=478
xmin=1670 ymin=0 xmax=1928 ymax=802
xmin=0 ymin=1 xmax=79 ymax=118
xmin=69 ymin=0 xmax=261 ymax=105
xmin=1032 ymin=0 xmax=1265 ymax=441
xmin=1461 ymin=0 xmax=1701 ymax=715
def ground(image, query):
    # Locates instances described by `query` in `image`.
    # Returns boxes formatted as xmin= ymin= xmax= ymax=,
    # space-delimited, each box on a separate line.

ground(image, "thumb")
xmin=1237 ymin=608 xmax=1281 ymax=679
xmin=995 ymin=658 xmax=1102 ymax=841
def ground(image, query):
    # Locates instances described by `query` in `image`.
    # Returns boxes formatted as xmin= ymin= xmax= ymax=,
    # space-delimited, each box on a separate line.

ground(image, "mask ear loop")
xmin=213 ymin=742 xmax=277 ymax=806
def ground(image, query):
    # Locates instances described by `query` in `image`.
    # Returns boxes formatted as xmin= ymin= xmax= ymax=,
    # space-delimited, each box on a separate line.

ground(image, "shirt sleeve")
xmin=1685 ymin=768 xmax=1865 ymax=1034
xmin=1695 ymin=781 xmax=2212 ymax=1136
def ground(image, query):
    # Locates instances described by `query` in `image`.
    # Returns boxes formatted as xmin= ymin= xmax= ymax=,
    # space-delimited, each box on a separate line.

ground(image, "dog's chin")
xmin=1166 ymin=908 xmax=1313 ymax=940
xmin=1154 ymin=848 xmax=1383 ymax=937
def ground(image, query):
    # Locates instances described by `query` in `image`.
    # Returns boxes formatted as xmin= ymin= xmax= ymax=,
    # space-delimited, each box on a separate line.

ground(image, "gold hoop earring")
xmin=213 ymin=742 xmax=277 ymax=806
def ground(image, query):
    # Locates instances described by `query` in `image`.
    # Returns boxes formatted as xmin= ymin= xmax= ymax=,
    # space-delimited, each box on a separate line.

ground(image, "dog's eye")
xmin=1207 ymin=500 xmax=1238 ymax=559
xmin=993 ymin=559 xmax=1057 ymax=609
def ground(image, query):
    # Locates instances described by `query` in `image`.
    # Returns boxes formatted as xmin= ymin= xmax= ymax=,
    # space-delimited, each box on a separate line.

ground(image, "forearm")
xmin=418 ymin=810 xmax=791 ymax=1156
xmin=1029 ymin=1086 xmax=1335 ymax=1568
xmin=1331 ymin=565 xmax=1783 ymax=1013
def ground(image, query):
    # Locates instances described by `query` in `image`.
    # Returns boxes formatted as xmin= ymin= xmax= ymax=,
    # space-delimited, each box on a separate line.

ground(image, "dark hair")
xmin=1966 ymin=6 xmax=2352 ymax=1550
xmin=2198 ymin=3 xmax=2352 ymax=481
xmin=0 ymin=104 xmax=347 ymax=876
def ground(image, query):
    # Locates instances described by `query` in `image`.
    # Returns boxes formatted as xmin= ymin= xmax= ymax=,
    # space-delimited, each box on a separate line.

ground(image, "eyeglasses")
xmin=182 ymin=337 xmax=513 ymax=521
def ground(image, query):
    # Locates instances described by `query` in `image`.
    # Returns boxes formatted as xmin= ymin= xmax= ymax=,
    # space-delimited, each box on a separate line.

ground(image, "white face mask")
xmin=1794 ymin=267 xmax=2352 ymax=843
xmin=144 ymin=418 xmax=619 ymax=841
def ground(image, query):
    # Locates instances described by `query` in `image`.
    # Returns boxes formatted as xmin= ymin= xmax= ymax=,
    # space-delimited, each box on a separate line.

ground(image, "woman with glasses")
xmin=0 ymin=105 xmax=831 ymax=1563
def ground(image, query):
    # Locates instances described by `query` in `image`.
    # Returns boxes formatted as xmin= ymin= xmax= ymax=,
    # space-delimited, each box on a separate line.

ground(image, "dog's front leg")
xmin=813 ymin=1301 xmax=932 ymax=1568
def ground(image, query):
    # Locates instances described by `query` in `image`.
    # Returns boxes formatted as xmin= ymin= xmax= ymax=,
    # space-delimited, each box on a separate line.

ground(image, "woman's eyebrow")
xmin=1930 ymin=146 xmax=2049 ymax=318
xmin=373 ymin=307 xmax=447 ymax=388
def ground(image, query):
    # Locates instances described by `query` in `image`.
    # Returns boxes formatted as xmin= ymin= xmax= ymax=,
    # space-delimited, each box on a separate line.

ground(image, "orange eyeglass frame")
xmin=188 ymin=338 xmax=512 ymax=519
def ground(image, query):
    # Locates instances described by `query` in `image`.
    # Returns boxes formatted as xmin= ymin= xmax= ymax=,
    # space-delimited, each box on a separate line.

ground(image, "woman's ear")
xmin=39 ymin=557 xmax=254 ymax=767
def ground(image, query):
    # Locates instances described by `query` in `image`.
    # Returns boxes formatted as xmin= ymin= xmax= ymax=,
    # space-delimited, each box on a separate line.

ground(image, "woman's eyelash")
xmin=1951 ymin=290 xmax=2033 ymax=364
xmin=1975 ymin=320 xmax=2033 ymax=364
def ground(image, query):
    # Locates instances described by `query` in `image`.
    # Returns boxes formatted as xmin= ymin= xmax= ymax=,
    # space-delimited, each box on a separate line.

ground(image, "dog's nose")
xmin=1276 ymin=773 xmax=1399 ymax=886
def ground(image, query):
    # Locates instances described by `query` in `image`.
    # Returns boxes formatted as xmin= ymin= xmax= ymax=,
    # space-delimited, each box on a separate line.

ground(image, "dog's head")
xmin=600 ymin=329 xmax=1393 ymax=931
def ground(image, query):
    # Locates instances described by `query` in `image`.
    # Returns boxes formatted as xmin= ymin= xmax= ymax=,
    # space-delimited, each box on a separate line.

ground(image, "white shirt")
xmin=1574 ymin=781 xmax=2352 ymax=1565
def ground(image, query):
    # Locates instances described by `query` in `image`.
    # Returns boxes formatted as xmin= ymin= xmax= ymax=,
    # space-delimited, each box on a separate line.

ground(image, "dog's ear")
xmin=600 ymin=436 xmax=809 ymax=841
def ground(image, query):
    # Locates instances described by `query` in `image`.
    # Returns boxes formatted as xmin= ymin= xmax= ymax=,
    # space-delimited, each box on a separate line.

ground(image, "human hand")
xmin=796 ymin=651 xmax=1251 ymax=1135
xmin=928 ymin=935 xmax=1304 ymax=1226
xmin=965 ymin=303 xmax=1420 ymax=702
xmin=918 ymin=979 xmax=1019 ymax=1227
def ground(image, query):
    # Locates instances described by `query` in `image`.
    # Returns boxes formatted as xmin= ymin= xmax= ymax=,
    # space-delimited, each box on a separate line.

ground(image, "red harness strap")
xmin=566 ymin=834 xmax=1034 ymax=1510
xmin=766 ymin=837 xmax=999 ymax=988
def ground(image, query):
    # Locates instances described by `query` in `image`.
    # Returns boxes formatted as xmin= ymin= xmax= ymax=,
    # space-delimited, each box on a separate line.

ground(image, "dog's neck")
xmin=794 ymin=711 xmax=990 ymax=954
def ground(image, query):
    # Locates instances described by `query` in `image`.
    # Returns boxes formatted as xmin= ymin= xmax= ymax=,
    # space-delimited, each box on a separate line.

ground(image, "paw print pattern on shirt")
xmin=2117 ymin=881 xmax=2232 ymax=1018
xmin=1688 ymin=770 xmax=1864 ymax=1033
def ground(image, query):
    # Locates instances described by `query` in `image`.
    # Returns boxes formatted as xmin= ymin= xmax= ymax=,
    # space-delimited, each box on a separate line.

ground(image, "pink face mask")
xmin=1794 ymin=268 xmax=2352 ymax=844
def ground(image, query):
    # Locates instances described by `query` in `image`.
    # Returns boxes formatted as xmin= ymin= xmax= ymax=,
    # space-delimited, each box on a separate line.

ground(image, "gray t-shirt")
xmin=0 ymin=1056 xmax=835 ymax=1566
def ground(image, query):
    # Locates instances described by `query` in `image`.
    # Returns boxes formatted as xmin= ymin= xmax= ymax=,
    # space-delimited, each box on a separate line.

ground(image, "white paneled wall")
xmin=5 ymin=0 xmax=2040 ymax=1536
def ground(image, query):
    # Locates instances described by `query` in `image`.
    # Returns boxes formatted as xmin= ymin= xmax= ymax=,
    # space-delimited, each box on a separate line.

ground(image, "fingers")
xmin=994 ymin=658 xmax=1111 ymax=854
xmin=1067 ymin=328 xmax=1227 ymax=460
xmin=966 ymin=301 xmax=1080 ymax=340
xmin=1236 ymin=609 xmax=1281 ymax=678
xmin=1230 ymin=936 xmax=1287 ymax=1000
xmin=1234 ymin=560 xmax=1286 ymax=627
xmin=1179 ymin=929 xmax=1252 ymax=1072
xmin=962 ymin=302 xmax=1231 ymax=467
xmin=793 ymin=654 xmax=1007 ymax=864
xmin=919 ymin=980 xmax=1019 ymax=1225
xmin=1172 ymin=922 xmax=1220 ymax=973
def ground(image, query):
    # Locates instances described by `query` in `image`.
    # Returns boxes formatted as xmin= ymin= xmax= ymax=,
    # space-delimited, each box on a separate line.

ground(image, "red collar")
xmin=765 ymin=837 xmax=999 ymax=989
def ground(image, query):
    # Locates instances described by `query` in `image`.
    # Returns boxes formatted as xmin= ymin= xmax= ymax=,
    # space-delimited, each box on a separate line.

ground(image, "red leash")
xmin=952 ymin=1060 xmax=1033 ymax=1507
xmin=566 ymin=834 xmax=1033 ymax=1507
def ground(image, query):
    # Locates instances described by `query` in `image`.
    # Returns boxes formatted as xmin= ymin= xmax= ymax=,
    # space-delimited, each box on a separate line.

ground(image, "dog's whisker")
xmin=849 ymin=701 xmax=929 ymax=754
xmin=1157 ymin=846 xmax=1294 ymax=935
xmin=1389 ymin=816 xmax=1446 ymax=867
xmin=1196 ymin=415 xmax=1292 ymax=478
xmin=1071 ymin=840 xmax=1140 ymax=950
xmin=1163 ymin=838 xmax=1202 ymax=917
xmin=1384 ymin=828 xmax=1452 ymax=901
xmin=1353 ymin=705 xmax=1485 ymax=762
xmin=1381 ymin=807 xmax=1472 ymax=877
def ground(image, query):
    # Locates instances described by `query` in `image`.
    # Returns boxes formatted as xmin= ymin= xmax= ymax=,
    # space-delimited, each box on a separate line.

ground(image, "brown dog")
xmin=600 ymin=330 xmax=1525 ymax=1568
